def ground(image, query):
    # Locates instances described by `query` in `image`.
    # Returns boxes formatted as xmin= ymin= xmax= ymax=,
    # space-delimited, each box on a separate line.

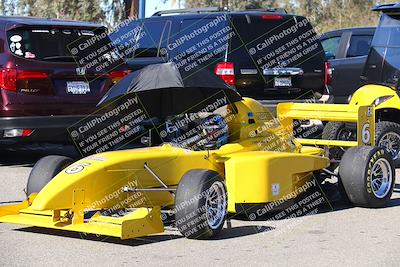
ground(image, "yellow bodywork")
xmin=277 ymin=101 xmax=375 ymax=147
xmin=349 ymin=84 xmax=400 ymax=109
xmin=2 ymin=96 xmax=374 ymax=240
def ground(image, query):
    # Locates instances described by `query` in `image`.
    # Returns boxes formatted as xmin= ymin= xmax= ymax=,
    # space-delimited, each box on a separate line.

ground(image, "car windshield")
xmin=363 ymin=13 xmax=400 ymax=86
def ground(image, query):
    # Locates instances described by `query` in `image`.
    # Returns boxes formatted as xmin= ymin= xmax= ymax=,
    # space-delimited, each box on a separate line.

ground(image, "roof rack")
xmin=152 ymin=7 xmax=224 ymax=16
xmin=372 ymin=3 xmax=400 ymax=12
xmin=152 ymin=6 xmax=287 ymax=17
xmin=245 ymin=8 xmax=287 ymax=14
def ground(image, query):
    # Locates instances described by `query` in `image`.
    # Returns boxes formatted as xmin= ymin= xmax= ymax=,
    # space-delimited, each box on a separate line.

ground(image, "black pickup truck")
xmin=320 ymin=27 xmax=376 ymax=103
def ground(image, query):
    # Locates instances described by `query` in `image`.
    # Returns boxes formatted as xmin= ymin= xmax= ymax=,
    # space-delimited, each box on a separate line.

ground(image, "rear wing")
xmin=277 ymin=103 xmax=375 ymax=147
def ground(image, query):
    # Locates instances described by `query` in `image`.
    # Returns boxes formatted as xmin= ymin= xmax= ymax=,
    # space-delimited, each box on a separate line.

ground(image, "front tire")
xmin=175 ymin=170 xmax=227 ymax=239
xmin=376 ymin=121 xmax=400 ymax=167
xmin=27 ymin=155 xmax=73 ymax=195
xmin=339 ymin=146 xmax=395 ymax=208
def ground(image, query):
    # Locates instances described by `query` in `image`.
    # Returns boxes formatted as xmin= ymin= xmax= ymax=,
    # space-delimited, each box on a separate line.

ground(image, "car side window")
xmin=321 ymin=36 xmax=341 ymax=59
xmin=135 ymin=20 xmax=171 ymax=58
xmin=346 ymin=35 xmax=373 ymax=58
xmin=175 ymin=19 xmax=227 ymax=58
xmin=109 ymin=20 xmax=141 ymax=58
xmin=112 ymin=20 xmax=170 ymax=59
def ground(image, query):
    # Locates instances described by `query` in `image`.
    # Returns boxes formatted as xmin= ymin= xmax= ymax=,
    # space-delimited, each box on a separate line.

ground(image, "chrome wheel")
xmin=370 ymin=158 xmax=393 ymax=199
xmin=378 ymin=132 xmax=400 ymax=161
xmin=205 ymin=181 xmax=227 ymax=230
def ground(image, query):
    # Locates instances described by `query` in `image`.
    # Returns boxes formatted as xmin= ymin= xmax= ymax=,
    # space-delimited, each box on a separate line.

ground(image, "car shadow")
xmin=0 ymin=146 xmax=80 ymax=167
xmin=386 ymin=197 xmax=400 ymax=207
xmin=211 ymin=225 xmax=275 ymax=240
xmin=16 ymin=227 xmax=183 ymax=247
xmin=394 ymin=183 xmax=400 ymax=194
xmin=0 ymin=151 xmax=41 ymax=167
xmin=14 ymin=224 xmax=274 ymax=245
xmin=229 ymin=182 xmax=400 ymax=222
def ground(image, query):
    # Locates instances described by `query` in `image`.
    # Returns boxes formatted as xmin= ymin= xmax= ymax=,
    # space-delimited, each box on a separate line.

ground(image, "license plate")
xmin=66 ymin=81 xmax=90 ymax=95
xmin=274 ymin=77 xmax=292 ymax=87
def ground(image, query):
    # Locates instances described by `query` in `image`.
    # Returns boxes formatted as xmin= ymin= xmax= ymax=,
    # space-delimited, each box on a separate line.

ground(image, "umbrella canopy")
xmin=98 ymin=62 xmax=242 ymax=118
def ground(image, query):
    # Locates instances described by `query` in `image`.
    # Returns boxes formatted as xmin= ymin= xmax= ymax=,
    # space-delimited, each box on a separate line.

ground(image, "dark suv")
xmin=112 ymin=7 xmax=327 ymax=104
xmin=0 ymin=16 xmax=128 ymax=147
xmin=320 ymin=27 xmax=375 ymax=103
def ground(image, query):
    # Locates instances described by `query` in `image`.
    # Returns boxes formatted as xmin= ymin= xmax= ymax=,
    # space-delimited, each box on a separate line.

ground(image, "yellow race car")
xmin=0 ymin=63 xmax=395 ymax=240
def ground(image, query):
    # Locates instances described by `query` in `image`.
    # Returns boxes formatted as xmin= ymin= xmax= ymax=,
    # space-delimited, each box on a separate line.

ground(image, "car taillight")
xmin=0 ymin=68 xmax=49 ymax=92
xmin=215 ymin=62 xmax=235 ymax=86
xmin=109 ymin=70 xmax=131 ymax=79
xmin=0 ymin=68 xmax=17 ymax=92
xmin=261 ymin=14 xmax=284 ymax=20
xmin=324 ymin=62 xmax=333 ymax=86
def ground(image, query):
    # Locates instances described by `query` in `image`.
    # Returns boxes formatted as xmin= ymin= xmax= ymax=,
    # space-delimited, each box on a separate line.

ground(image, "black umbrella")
xmin=98 ymin=62 xmax=242 ymax=118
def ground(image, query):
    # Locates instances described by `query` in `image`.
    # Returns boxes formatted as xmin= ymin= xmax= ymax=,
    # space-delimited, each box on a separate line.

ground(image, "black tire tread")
xmin=339 ymin=146 xmax=394 ymax=208
xmin=27 ymin=155 xmax=73 ymax=195
xmin=175 ymin=169 xmax=226 ymax=239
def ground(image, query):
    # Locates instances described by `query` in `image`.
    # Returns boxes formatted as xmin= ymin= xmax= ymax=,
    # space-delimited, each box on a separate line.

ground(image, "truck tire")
xmin=27 ymin=155 xmax=73 ymax=195
xmin=339 ymin=146 xmax=394 ymax=208
xmin=376 ymin=121 xmax=400 ymax=167
xmin=175 ymin=170 xmax=227 ymax=239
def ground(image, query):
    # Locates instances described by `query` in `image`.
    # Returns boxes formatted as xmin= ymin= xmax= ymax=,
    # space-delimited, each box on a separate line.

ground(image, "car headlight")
xmin=373 ymin=95 xmax=393 ymax=106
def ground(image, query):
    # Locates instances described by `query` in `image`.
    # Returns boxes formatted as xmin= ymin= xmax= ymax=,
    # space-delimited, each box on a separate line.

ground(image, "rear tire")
xmin=27 ymin=155 xmax=73 ymax=195
xmin=323 ymin=121 xmax=400 ymax=167
xmin=339 ymin=146 xmax=395 ymax=208
xmin=322 ymin=122 xmax=355 ymax=164
xmin=175 ymin=170 xmax=227 ymax=239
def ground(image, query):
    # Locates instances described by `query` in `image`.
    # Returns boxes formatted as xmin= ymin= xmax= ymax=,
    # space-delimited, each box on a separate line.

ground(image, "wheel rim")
xmin=370 ymin=158 xmax=393 ymax=199
xmin=205 ymin=181 xmax=227 ymax=230
xmin=378 ymin=132 xmax=400 ymax=161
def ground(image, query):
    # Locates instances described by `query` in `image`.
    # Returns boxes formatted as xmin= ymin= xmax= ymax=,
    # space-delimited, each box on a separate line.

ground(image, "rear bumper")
xmin=0 ymin=115 xmax=86 ymax=145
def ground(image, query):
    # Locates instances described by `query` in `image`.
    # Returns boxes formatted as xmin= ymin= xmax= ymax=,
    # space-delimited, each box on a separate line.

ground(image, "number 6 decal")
xmin=362 ymin=123 xmax=371 ymax=145
xmin=358 ymin=106 xmax=375 ymax=146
